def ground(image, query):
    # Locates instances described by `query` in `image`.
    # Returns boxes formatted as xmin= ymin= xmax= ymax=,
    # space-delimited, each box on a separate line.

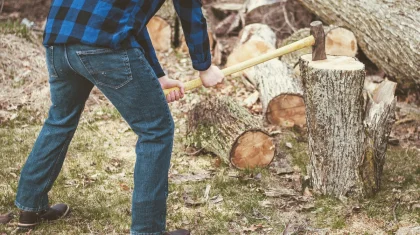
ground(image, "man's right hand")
xmin=199 ymin=65 xmax=224 ymax=87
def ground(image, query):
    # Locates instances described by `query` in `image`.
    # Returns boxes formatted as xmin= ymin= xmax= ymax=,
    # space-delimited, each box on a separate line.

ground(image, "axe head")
xmin=310 ymin=21 xmax=327 ymax=61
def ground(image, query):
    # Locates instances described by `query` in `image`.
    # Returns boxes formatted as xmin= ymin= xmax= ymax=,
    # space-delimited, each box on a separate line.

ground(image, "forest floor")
xmin=0 ymin=21 xmax=420 ymax=235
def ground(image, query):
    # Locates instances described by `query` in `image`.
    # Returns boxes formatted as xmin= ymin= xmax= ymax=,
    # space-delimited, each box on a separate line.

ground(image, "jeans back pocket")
xmin=76 ymin=48 xmax=133 ymax=89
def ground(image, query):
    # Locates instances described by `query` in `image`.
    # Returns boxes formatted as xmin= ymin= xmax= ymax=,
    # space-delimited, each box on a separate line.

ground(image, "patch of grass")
xmin=0 ymin=20 xmax=34 ymax=42
xmin=312 ymin=196 xmax=347 ymax=229
xmin=362 ymin=147 xmax=419 ymax=224
xmin=0 ymin=122 xmax=134 ymax=234
xmin=280 ymin=132 xmax=309 ymax=174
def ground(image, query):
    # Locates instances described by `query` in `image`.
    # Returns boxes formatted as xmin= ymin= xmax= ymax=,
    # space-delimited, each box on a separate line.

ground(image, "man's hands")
xmin=159 ymin=75 xmax=184 ymax=103
xmin=199 ymin=65 xmax=224 ymax=87
xmin=159 ymin=65 xmax=224 ymax=103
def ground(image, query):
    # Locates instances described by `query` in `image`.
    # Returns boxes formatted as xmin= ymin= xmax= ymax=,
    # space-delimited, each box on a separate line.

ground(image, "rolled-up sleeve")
xmin=173 ymin=0 xmax=211 ymax=71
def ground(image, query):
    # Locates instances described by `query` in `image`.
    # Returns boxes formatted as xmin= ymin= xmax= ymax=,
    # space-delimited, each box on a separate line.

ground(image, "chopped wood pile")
xmin=146 ymin=1 xmax=418 ymax=183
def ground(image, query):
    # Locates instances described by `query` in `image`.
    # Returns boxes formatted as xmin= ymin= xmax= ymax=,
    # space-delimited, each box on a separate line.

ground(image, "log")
xmin=253 ymin=60 xmax=305 ymax=127
xmin=146 ymin=16 xmax=172 ymax=52
xmin=281 ymin=27 xmax=358 ymax=68
xmin=297 ymin=0 xmax=420 ymax=86
xmin=244 ymin=0 xmax=315 ymax=39
xmin=226 ymin=23 xmax=276 ymax=69
xmin=300 ymin=54 xmax=396 ymax=198
xmin=187 ymin=96 xmax=275 ymax=169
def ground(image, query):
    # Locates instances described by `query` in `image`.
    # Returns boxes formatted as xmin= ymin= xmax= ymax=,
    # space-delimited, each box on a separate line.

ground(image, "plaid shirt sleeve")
xmin=136 ymin=28 xmax=166 ymax=78
xmin=173 ymin=0 xmax=211 ymax=71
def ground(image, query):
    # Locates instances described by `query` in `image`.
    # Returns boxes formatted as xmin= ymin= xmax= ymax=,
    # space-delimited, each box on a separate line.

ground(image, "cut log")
xmin=281 ymin=27 xmax=358 ymax=68
xmin=297 ymin=0 xmax=420 ymax=86
xmin=300 ymin=54 xmax=396 ymax=198
xmin=244 ymin=0 xmax=315 ymax=39
xmin=146 ymin=16 xmax=172 ymax=52
xmin=226 ymin=23 xmax=276 ymax=69
xmin=253 ymin=60 xmax=305 ymax=127
xmin=187 ymin=96 xmax=275 ymax=169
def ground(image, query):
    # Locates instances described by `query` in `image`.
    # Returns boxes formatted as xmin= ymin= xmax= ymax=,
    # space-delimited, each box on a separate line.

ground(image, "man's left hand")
xmin=158 ymin=75 xmax=185 ymax=103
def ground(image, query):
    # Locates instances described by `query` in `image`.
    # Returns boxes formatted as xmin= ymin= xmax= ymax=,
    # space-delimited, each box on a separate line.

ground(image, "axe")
xmin=163 ymin=21 xmax=326 ymax=96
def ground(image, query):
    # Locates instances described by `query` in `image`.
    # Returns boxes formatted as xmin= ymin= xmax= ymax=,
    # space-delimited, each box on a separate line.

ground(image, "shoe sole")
xmin=17 ymin=206 xmax=71 ymax=229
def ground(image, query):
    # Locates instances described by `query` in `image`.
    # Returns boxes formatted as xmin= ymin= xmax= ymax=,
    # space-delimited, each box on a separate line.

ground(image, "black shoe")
xmin=164 ymin=229 xmax=190 ymax=235
xmin=18 ymin=204 xmax=70 ymax=230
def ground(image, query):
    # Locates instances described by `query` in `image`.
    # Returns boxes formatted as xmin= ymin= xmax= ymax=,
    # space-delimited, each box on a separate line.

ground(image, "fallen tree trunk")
xmin=297 ymin=0 xmax=420 ymax=86
xmin=253 ymin=60 xmax=306 ymax=127
xmin=187 ymin=96 xmax=275 ymax=169
xmin=281 ymin=26 xmax=358 ymax=68
xmin=300 ymin=54 xmax=396 ymax=198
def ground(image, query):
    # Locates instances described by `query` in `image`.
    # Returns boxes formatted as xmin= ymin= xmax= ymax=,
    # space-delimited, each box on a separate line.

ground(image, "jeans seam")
xmin=15 ymin=201 xmax=49 ymax=212
xmin=64 ymin=45 xmax=84 ymax=78
xmin=48 ymin=46 xmax=59 ymax=78
xmin=38 ymin=130 xmax=74 ymax=207
xmin=130 ymin=231 xmax=164 ymax=235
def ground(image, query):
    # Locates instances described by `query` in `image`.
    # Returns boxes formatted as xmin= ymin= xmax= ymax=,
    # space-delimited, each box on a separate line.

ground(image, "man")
xmin=15 ymin=0 xmax=224 ymax=234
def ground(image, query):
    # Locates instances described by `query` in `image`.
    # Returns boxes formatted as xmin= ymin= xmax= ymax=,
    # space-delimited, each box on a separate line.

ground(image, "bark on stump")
xmin=253 ymin=60 xmax=305 ymax=127
xmin=300 ymin=54 xmax=396 ymax=198
xmin=188 ymin=96 xmax=275 ymax=169
xmin=297 ymin=0 xmax=420 ymax=87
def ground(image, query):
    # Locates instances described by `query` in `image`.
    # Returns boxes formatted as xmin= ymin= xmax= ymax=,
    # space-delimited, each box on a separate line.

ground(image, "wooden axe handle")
xmin=163 ymin=35 xmax=315 ymax=96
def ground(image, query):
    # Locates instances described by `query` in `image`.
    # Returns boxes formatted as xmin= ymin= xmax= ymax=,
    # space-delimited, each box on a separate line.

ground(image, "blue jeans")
xmin=15 ymin=44 xmax=174 ymax=235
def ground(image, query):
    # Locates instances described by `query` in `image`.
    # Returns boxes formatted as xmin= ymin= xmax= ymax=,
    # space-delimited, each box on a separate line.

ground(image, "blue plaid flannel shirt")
xmin=43 ymin=0 xmax=211 ymax=78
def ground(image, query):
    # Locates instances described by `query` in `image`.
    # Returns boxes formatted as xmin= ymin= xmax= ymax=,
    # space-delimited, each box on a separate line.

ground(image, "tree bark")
xmin=363 ymin=79 xmax=397 ymax=194
xmin=281 ymin=26 xmax=358 ymax=68
xmin=300 ymin=54 xmax=396 ymax=198
xmin=187 ymin=96 xmax=275 ymax=169
xmin=297 ymin=0 xmax=420 ymax=87
xmin=253 ymin=60 xmax=306 ymax=127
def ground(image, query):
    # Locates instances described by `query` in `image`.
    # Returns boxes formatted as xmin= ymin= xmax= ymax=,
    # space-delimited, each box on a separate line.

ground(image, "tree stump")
xmin=300 ymin=54 xmax=396 ymax=198
xmin=188 ymin=96 xmax=275 ymax=169
xmin=253 ymin=60 xmax=305 ymax=127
